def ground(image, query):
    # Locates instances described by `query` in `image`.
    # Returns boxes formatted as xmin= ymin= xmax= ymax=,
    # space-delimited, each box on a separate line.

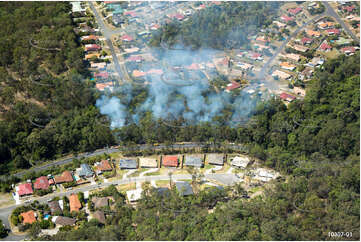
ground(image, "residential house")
xmin=126 ymin=189 xmax=143 ymax=202
xmin=336 ymin=37 xmax=352 ymax=46
xmin=288 ymin=44 xmax=309 ymax=53
xmin=248 ymin=52 xmax=263 ymax=61
xmin=184 ymin=155 xmax=204 ymax=167
xmin=207 ymin=154 xmax=224 ymax=166
xmin=81 ymin=35 xmax=99 ymax=41
xmin=120 ymin=35 xmax=134 ymax=42
xmin=272 ymin=70 xmax=291 ymax=80
xmin=119 ymin=159 xmax=137 ymax=169
xmin=127 ymin=55 xmax=143 ymax=63
xmin=85 ymin=53 xmax=100 ymax=60
xmin=94 ymin=72 xmax=109 ymax=79
xmin=280 ymin=62 xmax=296 ymax=71
xmin=236 ymin=62 xmax=254 ymax=71
xmin=85 ymin=44 xmax=101 ymax=52
xmin=91 ymin=197 xmax=109 ymax=209
xmin=273 ymin=20 xmax=286 ymax=28
xmin=301 ymin=37 xmax=313 ymax=45
xmin=34 ymin=176 xmax=50 ymax=190
xmin=255 ymin=168 xmax=279 ymax=182
xmin=326 ymin=28 xmax=340 ymax=35
xmin=319 ymin=40 xmax=332 ymax=52
xmin=280 ymin=15 xmax=294 ymax=24
xmin=342 ymin=5 xmax=356 ymax=13
xmin=78 ymin=163 xmax=94 ymax=178
xmin=96 ymin=82 xmax=113 ymax=91
xmin=256 ymin=35 xmax=270 ymax=44
xmin=162 ymin=155 xmax=178 ymax=167
xmin=112 ymin=14 xmax=124 ymax=26
xmin=318 ymin=21 xmax=335 ymax=30
xmin=69 ymin=193 xmax=82 ymax=213
xmin=293 ymin=86 xmax=306 ymax=97
xmin=225 ymin=81 xmax=241 ymax=92
xmin=280 ymin=92 xmax=296 ymax=102
xmin=139 ymin=157 xmax=158 ymax=168
xmin=20 ymin=210 xmax=37 ymax=224
xmin=298 ymin=67 xmax=314 ymax=80
xmin=175 ymin=181 xmax=193 ymax=196
xmin=231 ymin=156 xmax=250 ymax=168
xmin=48 ymin=200 xmax=62 ymax=215
xmin=17 ymin=183 xmax=33 ymax=196
xmin=341 ymin=46 xmax=357 ymax=55
xmin=54 ymin=171 xmax=73 ymax=184
xmin=305 ymin=57 xmax=324 ymax=68
xmin=70 ymin=1 xmax=85 ymax=13
xmin=285 ymin=53 xmax=301 ymax=62
xmin=95 ymin=160 xmax=112 ymax=175
xmin=132 ymin=70 xmax=146 ymax=78
xmin=306 ymin=29 xmax=321 ymax=38
xmin=90 ymin=62 xmax=107 ymax=70
xmin=150 ymin=23 xmax=160 ymax=30
xmin=93 ymin=210 xmax=106 ymax=224
xmin=51 ymin=216 xmax=76 ymax=226
xmin=288 ymin=7 xmax=302 ymax=15
xmin=168 ymin=13 xmax=185 ymax=21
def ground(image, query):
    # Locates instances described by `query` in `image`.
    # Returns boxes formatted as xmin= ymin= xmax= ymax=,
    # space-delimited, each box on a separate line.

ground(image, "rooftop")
xmin=119 ymin=159 xmax=137 ymax=169
xmin=34 ymin=176 xmax=50 ymax=190
xmin=207 ymin=154 xmax=224 ymax=165
xmin=175 ymin=181 xmax=193 ymax=196
xmin=184 ymin=155 xmax=203 ymax=167
xmin=21 ymin=210 xmax=36 ymax=224
xmin=18 ymin=183 xmax=33 ymax=196
xmin=69 ymin=193 xmax=82 ymax=213
xmin=162 ymin=155 xmax=179 ymax=167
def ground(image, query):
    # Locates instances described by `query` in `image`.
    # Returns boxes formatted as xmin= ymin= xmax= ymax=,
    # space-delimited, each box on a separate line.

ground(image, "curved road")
xmin=1 ymin=143 xmax=246 ymax=180
xmin=0 ymin=172 xmax=239 ymax=240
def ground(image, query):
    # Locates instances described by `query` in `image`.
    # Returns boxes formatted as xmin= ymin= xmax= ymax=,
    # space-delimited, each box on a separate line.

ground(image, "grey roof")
xmin=119 ymin=159 xmax=137 ymax=169
xmin=93 ymin=210 xmax=106 ymax=224
xmin=175 ymin=181 xmax=193 ymax=196
xmin=48 ymin=200 xmax=61 ymax=214
xmin=184 ymin=155 xmax=203 ymax=167
xmin=54 ymin=216 xmax=76 ymax=226
xmin=207 ymin=154 xmax=224 ymax=165
xmin=156 ymin=187 xmax=170 ymax=197
xmin=79 ymin=163 xmax=94 ymax=177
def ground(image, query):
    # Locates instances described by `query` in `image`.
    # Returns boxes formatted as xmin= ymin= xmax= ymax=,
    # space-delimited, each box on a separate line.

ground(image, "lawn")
xmin=128 ymin=168 xmax=147 ymax=177
xmin=321 ymin=49 xmax=340 ymax=59
xmin=155 ymin=180 xmax=171 ymax=187
xmin=116 ymin=183 xmax=136 ymax=191
xmin=144 ymin=170 xmax=161 ymax=176
xmin=0 ymin=193 xmax=15 ymax=208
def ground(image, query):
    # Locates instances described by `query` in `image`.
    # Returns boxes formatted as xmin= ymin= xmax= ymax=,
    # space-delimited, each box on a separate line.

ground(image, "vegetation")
xmin=0 ymin=1 xmax=114 ymax=175
xmin=37 ymin=53 xmax=360 ymax=240
xmin=0 ymin=219 xmax=8 ymax=238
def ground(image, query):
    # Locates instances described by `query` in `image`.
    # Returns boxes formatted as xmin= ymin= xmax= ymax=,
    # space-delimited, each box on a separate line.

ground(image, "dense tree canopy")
xmin=0 ymin=2 xmax=114 ymax=174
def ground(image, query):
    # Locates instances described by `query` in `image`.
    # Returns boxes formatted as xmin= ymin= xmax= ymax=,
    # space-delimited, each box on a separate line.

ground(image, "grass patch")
xmin=116 ymin=183 xmax=136 ymax=191
xmin=156 ymin=180 xmax=171 ymax=187
xmin=144 ymin=170 xmax=161 ymax=176
xmin=128 ymin=168 xmax=147 ymax=177
xmin=321 ymin=49 xmax=340 ymax=59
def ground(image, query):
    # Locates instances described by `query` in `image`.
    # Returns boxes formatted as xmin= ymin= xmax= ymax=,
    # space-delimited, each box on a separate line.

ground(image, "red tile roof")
xmin=226 ymin=81 xmax=241 ymax=91
xmin=162 ymin=155 xmax=178 ymax=167
xmin=281 ymin=15 xmax=294 ymax=22
xmin=288 ymin=7 xmax=302 ymax=15
xmin=94 ymin=72 xmax=109 ymax=79
xmin=320 ymin=42 xmax=332 ymax=51
xmin=301 ymin=37 xmax=313 ymax=45
xmin=34 ymin=176 xmax=49 ymax=190
xmin=147 ymin=69 xmax=163 ymax=75
xmin=341 ymin=46 xmax=356 ymax=53
xmin=69 ymin=193 xmax=82 ymax=212
xmin=186 ymin=63 xmax=200 ymax=70
xmin=18 ymin=183 xmax=33 ymax=196
xmin=54 ymin=171 xmax=73 ymax=184
xmin=96 ymin=160 xmax=112 ymax=172
xmin=127 ymin=55 xmax=143 ymax=62
xmin=326 ymin=29 xmax=340 ymax=35
xmin=121 ymin=35 xmax=133 ymax=42
xmin=85 ymin=44 xmax=101 ymax=51
xmin=280 ymin=92 xmax=296 ymax=101
xmin=343 ymin=5 xmax=355 ymax=12
xmin=20 ymin=210 xmax=36 ymax=224
xmin=124 ymin=11 xmax=137 ymax=17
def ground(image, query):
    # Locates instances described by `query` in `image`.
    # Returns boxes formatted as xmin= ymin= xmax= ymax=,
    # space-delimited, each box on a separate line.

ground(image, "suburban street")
xmin=1 ymin=142 xmax=246 ymax=180
xmin=257 ymin=13 xmax=326 ymax=81
xmin=88 ymin=2 xmax=133 ymax=83
xmin=322 ymin=1 xmax=359 ymax=44
xmin=0 ymin=172 xmax=239 ymax=240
